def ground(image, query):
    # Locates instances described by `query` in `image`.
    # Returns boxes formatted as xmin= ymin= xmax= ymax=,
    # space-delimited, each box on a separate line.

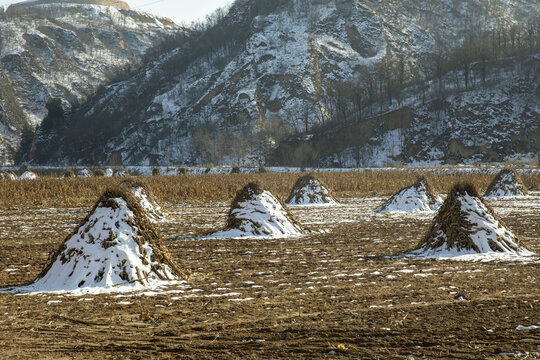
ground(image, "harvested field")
xmin=0 ymin=171 xmax=538 ymax=209
xmin=0 ymin=173 xmax=538 ymax=359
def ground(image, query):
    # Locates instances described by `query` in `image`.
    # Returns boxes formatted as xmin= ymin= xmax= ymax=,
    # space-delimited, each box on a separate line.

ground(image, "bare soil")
xmin=0 ymin=195 xmax=538 ymax=359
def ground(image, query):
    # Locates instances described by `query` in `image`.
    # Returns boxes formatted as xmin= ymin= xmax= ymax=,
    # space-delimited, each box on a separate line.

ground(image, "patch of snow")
xmin=516 ymin=325 xmax=540 ymax=330
xmin=120 ymin=182 xmax=167 ymax=222
xmin=484 ymin=170 xmax=527 ymax=198
xmin=77 ymin=169 xmax=92 ymax=178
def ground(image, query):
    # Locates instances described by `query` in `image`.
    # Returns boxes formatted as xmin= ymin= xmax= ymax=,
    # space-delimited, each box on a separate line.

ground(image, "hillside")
xmin=271 ymin=71 xmax=540 ymax=167
xmin=29 ymin=0 xmax=540 ymax=166
xmin=0 ymin=0 xmax=180 ymax=165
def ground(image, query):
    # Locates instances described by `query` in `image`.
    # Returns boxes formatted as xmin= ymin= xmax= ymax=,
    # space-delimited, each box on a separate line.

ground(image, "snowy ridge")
xmin=209 ymin=188 xmax=304 ymax=239
xmin=10 ymin=195 xmax=180 ymax=294
xmin=374 ymin=178 xmax=442 ymax=213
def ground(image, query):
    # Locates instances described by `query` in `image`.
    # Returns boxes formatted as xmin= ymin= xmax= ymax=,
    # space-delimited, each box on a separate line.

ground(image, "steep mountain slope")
xmin=273 ymin=72 xmax=540 ymax=167
xmin=0 ymin=0 xmax=180 ymax=165
xmin=31 ymin=0 xmax=540 ymax=166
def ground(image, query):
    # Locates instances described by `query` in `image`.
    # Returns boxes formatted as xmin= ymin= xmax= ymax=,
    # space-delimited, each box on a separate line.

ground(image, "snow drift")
xmin=374 ymin=177 xmax=442 ymax=213
xmin=18 ymin=189 xmax=181 ymax=293
xmin=119 ymin=179 xmax=167 ymax=222
xmin=484 ymin=169 xmax=527 ymax=198
xmin=409 ymin=183 xmax=533 ymax=260
xmin=209 ymin=182 xmax=305 ymax=239
xmin=286 ymin=174 xmax=338 ymax=206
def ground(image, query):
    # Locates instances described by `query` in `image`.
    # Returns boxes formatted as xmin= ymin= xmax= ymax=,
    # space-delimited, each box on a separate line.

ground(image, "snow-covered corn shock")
xmin=375 ymin=177 xmax=442 ymax=213
xmin=0 ymin=171 xmax=17 ymax=180
xmin=484 ymin=169 xmax=527 ymax=198
xmin=18 ymin=171 xmax=37 ymax=180
xmin=77 ymin=168 xmax=93 ymax=178
xmin=286 ymin=174 xmax=338 ymax=206
xmin=4 ymin=190 xmax=182 ymax=295
xmin=409 ymin=183 xmax=534 ymax=261
xmin=208 ymin=182 xmax=305 ymax=239
xmin=120 ymin=180 xmax=167 ymax=222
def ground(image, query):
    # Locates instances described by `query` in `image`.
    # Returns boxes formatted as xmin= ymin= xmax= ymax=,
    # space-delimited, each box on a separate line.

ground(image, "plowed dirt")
xmin=0 ymin=195 xmax=538 ymax=359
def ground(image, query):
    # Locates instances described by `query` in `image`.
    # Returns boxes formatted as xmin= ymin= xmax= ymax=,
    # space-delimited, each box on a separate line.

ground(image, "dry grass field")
xmin=0 ymin=172 xmax=538 ymax=359
xmin=0 ymin=171 xmax=538 ymax=209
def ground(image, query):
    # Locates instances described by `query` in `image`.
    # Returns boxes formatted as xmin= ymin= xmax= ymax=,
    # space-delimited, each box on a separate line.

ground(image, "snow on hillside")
xmin=0 ymin=2 xmax=180 ymax=165
xmin=324 ymin=78 xmax=540 ymax=167
xmin=27 ymin=0 xmax=540 ymax=166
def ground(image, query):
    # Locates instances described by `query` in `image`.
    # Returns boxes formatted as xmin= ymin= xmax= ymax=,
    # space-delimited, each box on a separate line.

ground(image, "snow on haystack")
xmin=18 ymin=170 xmax=37 ymax=180
xmin=119 ymin=179 xmax=167 ymax=222
xmin=209 ymin=182 xmax=305 ymax=239
xmin=77 ymin=168 xmax=93 ymax=178
xmin=105 ymin=168 xmax=114 ymax=177
xmin=0 ymin=171 xmax=17 ymax=180
xmin=484 ymin=169 xmax=527 ymax=198
xmin=115 ymin=169 xmax=130 ymax=177
xmin=374 ymin=177 xmax=442 ymax=213
xmin=14 ymin=189 xmax=181 ymax=294
xmin=286 ymin=174 xmax=338 ymax=205
xmin=62 ymin=169 xmax=75 ymax=178
xmin=409 ymin=183 xmax=534 ymax=260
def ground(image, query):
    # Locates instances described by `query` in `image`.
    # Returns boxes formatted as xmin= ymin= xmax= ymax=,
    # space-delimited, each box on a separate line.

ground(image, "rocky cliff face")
xmin=30 ymin=0 xmax=540 ymax=166
xmin=0 ymin=1 xmax=179 ymax=165
xmin=272 ymin=75 xmax=539 ymax=167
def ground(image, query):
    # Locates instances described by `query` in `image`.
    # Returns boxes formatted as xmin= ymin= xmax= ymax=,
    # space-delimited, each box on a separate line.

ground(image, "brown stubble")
xmin=1 ymin=171 xmax=537 ymax=210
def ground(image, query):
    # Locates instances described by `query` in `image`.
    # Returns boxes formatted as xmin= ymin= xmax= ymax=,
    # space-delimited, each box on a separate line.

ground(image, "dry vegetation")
xmin=1 ymin=171 xmax=538 ymax=209
xmin=0 ymin=193 xmax=538 ymax=359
